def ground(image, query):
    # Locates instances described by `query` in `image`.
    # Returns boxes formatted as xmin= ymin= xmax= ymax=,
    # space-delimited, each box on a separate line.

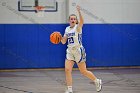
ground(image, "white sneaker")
xmin=95 ymin=79 xmax=102 ymax=92
xmin=65 ymin=89 xmax=73 ymax=93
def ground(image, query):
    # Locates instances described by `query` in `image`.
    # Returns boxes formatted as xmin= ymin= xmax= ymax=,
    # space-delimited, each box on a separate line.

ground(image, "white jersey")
xmin=64 ymin=24 xmax=82 ymax=48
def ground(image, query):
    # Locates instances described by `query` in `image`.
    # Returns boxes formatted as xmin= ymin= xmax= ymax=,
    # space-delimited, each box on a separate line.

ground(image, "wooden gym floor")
xmin=0 ymin=68 xmax=140 ymax=93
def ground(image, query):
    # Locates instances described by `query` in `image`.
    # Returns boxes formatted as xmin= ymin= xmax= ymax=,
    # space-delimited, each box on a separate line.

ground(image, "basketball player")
xmin=61 ymin=6 xmax=102 ymax=93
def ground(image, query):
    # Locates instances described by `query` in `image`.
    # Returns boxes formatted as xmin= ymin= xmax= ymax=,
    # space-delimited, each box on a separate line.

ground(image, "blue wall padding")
xmin=0 ymin=24 xmax=140 ymax=69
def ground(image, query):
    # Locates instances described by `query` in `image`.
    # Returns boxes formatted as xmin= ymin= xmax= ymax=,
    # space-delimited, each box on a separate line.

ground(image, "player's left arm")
xmin=77 ymin=5 xmax=84 ymax=32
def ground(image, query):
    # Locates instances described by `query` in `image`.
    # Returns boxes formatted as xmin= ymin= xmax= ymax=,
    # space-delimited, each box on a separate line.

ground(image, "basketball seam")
xmin=55 ymin=34 xmax=58 ymax=44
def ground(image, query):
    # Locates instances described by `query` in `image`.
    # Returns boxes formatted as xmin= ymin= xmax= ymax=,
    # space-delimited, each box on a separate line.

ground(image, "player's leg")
xmin=77 ymin=62 xmax=102 ymax=92
xmin=75 ymin=47 xmax=97 ymax=81
xmin=65 ymin=48 xmax=75 ymax=93
xmin=77 ymin=62 xmax=97 ymax=81
xmin=65 ymin=59 xmax=75 ymax=93
xmin=65 ymin=59 xmax=75 ymax=86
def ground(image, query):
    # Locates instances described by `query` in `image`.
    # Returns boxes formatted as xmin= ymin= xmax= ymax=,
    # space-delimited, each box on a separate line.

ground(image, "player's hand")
xmin=56 ymin=32 xmax=62 ymax=38
xmin=76 ymin=5 xmax=81 ymax=12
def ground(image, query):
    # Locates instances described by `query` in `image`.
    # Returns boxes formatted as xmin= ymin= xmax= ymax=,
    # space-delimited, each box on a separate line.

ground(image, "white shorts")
xmin=66 ymin=46 xmax=86 ymax=63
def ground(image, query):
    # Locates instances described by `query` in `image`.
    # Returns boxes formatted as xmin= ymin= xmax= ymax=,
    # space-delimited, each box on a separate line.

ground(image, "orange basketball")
xmin=50 ymin=32 xmax=62 ymax=44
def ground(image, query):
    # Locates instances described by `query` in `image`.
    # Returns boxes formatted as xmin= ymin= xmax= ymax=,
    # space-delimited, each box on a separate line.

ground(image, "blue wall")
xmin=0 ymin=24 xmax=140 ymax=69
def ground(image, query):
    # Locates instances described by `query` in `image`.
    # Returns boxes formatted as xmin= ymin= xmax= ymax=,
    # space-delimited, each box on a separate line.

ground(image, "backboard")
xmin=18 ymin=0 xmax=58 ymax=12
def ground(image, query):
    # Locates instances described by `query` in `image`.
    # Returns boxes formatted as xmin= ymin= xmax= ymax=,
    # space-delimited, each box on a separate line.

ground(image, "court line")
xmin=0 ymin=66 xmax=140 ymax=72
xmin=0 ymin=85 xmax=34 ymax=93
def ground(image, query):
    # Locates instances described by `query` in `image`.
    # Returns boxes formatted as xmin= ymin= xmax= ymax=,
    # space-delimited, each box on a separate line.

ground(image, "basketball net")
xmin=35 ymin=6 xmax=45 ymax=17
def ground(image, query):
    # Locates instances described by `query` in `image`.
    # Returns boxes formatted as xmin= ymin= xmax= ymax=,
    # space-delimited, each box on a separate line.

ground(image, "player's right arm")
xmin=61 ymin=28 xmax=68 ymax=44
xmin=61 ymin=36 xmax=67 ymax=44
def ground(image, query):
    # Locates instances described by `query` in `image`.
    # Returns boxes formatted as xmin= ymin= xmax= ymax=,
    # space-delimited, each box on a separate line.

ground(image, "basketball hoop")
xmin=35 ymin=6 xmax=45 ymax=17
